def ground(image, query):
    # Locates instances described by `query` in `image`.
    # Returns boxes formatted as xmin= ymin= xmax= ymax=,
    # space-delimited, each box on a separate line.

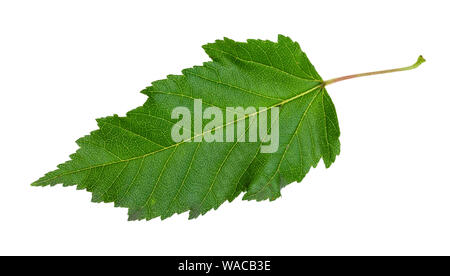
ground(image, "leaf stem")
xmin=323 ymin=55 xmax=426 ymax=86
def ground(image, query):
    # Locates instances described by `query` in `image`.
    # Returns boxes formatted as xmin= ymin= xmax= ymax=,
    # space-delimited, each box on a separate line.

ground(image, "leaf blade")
xmin=33 ymin=35 xmax=340 ymax=220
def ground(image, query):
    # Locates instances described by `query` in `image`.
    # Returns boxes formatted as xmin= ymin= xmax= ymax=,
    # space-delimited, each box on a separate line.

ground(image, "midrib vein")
xmin=34 ymin=83 xmax=323 ymax=185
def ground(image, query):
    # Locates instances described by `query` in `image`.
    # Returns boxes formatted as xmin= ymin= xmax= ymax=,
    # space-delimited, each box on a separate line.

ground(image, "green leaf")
xmin=32 ymin=34 xmax=341 ymax=220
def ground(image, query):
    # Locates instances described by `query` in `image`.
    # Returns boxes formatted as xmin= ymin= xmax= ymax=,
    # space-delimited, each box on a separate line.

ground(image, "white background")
xmin=1 ymin=0 xmax=449 ymax=256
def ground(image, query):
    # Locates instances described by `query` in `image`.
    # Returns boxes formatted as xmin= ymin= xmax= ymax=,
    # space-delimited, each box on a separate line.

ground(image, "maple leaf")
xmin=32 ymin=35 xmax=425 ymax=221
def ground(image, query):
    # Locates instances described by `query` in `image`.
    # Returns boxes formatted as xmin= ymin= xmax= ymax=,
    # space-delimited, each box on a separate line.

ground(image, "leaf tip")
xmin=30 ymin=181 xmax=40 ymax=187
